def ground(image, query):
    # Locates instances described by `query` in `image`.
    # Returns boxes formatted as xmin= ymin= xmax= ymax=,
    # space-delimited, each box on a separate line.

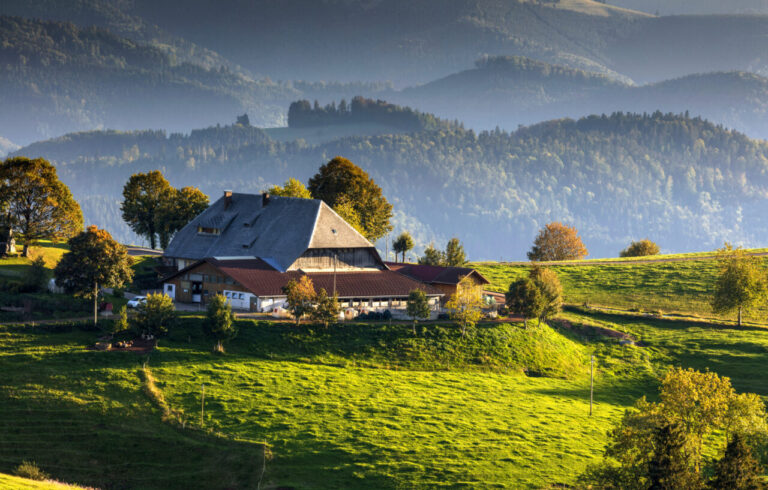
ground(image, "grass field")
xmin=474 ymin=253 xmax=768 ymax=323
xmin=0 ymin=242 xmax=69 ymax=281
xmin=0 ymin=315 xmax=661 ymax=489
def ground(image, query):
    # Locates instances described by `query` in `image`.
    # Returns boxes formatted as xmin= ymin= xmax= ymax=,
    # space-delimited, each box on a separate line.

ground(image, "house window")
xmin=197 ymin=226 xmax=220 ymax=235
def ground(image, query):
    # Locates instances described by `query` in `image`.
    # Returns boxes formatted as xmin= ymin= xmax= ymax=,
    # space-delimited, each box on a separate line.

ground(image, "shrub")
xmin=203 ymin=294 xmax=237 ymax=352
xmin=14 ymin=460 xmax=48 ymax=481
xmin=20 ymin=257 xmax=48 ymax=293
xmin=620 ymin=239 xmax=660 ymax=257
xmin=133 ymin=292 xmax=176 ymax=336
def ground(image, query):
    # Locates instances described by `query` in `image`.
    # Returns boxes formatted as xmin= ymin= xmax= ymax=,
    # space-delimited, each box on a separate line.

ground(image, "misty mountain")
xmin=606 ymin=0 xmax=768 ymax=16
xmin=0 ymin=16 xmax=397 ymax=145
xmin=13 ymin=109 xmax=768 ymax=260
xmin=392 ymin=56 xmax=768 ymax=139
xmin=9 ymin=0 xmax=768 ymax=87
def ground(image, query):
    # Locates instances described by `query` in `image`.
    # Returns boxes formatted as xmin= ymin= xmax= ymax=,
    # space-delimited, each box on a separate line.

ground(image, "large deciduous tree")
xmin=157 ymin=186 xmax=209 ymax=249
xmin=393 ymin=232 xmax=414 ymax=263
xmin=308 ymin=156 xmax=393 ymax=242
xmin=54 ymin=225 xmax=133 ymax=326
xmin=0 ymin=157 xmax=83 ymax=257
xmin=712 ymin=244 xmax=767 ymax=327
xmin=527 ymin=222 xmax=588 ymax=261
xmin=121 ymin=170 xmax=174 ymax=249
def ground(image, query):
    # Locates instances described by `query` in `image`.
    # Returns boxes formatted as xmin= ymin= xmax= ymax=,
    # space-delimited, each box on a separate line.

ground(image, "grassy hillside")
xmin=474 ymin=251 xmax=768 ymax=323
xmin=4 ymin=302 xmax=768 ymax=487
xmin=0 ymin=316 xmax=638 ymax=489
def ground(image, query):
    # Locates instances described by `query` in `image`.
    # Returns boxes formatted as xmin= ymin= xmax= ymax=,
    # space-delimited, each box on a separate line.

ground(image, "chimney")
xmin=223 ymin=190 xmax=232 ymax=209
xmin=262 ymin=192 xmax=270 ymax=206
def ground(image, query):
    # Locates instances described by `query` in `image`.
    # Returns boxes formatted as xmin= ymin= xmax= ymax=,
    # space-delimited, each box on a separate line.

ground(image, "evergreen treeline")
xmin=287 ymin=97 xmax=456 ymax=132
xmin=14 ymin=110 xmax=768 ymax=258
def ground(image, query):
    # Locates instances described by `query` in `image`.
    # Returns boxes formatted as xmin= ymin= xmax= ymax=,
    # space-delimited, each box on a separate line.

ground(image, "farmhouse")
xmin=385 ymin=262 xmax=490 ymax=303
xmin=162 ymin=191 xmax=443 ymax=313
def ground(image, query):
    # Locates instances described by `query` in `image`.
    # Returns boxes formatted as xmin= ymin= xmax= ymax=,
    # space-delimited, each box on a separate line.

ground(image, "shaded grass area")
xmin=0 ymin=242 xmax=69 ymax=280
xmin=0 ymin=324 xmax=264 ymax=489
xmin=475 ymin=257 xmax=768 ymax=322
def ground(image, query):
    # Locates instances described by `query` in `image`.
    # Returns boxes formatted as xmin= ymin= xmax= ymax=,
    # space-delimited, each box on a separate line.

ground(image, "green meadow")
xmin=474 ymin=252 xmax=768 ymax=323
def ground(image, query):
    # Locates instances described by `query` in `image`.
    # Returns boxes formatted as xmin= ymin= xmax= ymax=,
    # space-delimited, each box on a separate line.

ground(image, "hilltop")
xmin=13 ymin=108 xmax=768 ymax=259
xmin=394 ymin=57 xmax=768 ymax=139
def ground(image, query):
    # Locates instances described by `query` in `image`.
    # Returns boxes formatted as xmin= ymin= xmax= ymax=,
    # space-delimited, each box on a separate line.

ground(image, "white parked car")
xmin=126 ymin=296 xmax=147 ymax=308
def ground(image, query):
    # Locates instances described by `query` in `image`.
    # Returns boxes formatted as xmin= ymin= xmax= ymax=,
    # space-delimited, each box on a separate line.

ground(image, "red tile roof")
xmin=385 ymin=262 xmax=490 ymax=286
xmin=165 ymin=258 xmax=442 ymax=298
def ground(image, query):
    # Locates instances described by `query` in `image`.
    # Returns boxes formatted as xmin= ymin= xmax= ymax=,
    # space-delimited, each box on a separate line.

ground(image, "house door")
xmin=165 ymin=283 xmax=176 ymax=300
xmin=191 ymin=282 xmax=202 ymax=303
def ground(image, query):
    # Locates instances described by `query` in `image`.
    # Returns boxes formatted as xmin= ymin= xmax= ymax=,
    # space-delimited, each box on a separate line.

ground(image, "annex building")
xmin=162 ymin=191 xmax=444 ymax=314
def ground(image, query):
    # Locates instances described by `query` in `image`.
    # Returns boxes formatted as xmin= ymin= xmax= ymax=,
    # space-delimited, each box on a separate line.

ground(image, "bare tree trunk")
xmin=93 ymin=281 xmax=99 ymax=327
xmin=523 ymin=317 xmax=528 ymax=328
xmin=412 ymin=319 xmax=416 ymax=335
xmin=738 ymin=307 xmax=743 ymax=328
xmin=22 ymin=242 xmax=29 ymax=257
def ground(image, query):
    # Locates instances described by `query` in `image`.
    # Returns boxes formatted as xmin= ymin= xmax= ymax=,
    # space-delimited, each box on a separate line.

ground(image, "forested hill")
xmin=14 ymin=110 xmax=768 ymax=260
xmin=393 ymin=56 xmax=768 ymax=140
xmin=0 ymin=16 xmax=393 ymax=146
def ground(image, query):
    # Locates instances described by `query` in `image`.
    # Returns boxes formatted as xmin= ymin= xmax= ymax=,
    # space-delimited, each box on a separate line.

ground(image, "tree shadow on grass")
xmin=0 ymin=346 xmax=265 ymax=489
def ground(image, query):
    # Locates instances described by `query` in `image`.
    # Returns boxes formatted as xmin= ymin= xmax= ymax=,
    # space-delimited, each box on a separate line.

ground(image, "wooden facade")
xmin=289 ymin=248 xmax=380 ymax=271
xmin=163 ymin=262 xmax=255 ymax=310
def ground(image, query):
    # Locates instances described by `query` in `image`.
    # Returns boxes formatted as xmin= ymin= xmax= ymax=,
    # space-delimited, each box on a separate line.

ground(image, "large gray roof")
xmin=164 ymin=193 xmax=374 ymax=271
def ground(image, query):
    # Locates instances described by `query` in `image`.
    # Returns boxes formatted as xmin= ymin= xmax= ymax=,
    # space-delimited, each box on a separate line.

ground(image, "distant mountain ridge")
xmin=13 ymin=108 xmax=768 ymax=259
xmin=391 ymin=56 xmax=768 ymax=140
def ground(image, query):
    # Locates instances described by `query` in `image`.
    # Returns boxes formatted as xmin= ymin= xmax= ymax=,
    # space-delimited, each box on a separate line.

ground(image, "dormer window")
xmin=197 ymin=226 xmax=221 ymax=236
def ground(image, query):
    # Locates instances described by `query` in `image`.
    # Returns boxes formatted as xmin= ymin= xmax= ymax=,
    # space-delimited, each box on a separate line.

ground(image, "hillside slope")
xmin=14 ymin=110 xmax=768 ymax=260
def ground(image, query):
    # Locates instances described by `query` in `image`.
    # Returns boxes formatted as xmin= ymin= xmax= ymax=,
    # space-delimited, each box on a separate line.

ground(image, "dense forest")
xmin=14 ymin=109 xmax=768 ymax=260
xmin=287 ymin=97 xmax=456 ymax=132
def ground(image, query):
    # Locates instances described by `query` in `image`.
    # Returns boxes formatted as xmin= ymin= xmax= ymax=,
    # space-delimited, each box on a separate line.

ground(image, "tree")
xmin=236 ymin=113 xmax=250 ymax=126
xmin=444 ymin=238 xmax=467 ymax=266
xmin=620 ymin=239 xmax=660 ymax=258
xmin=203 ymin=294 xmax=237 ymax=352
xmin=393 ymin=232 xmax=414 ymax=262
xmin=54 ymin=226 xmax=133 ymax=327
xmin=307 ymin=156 xmax=393 ymax=241
xmin=0 ymin=157 xmax=83 ymax=257
xmin=331 ymin=194 xmax=365 ymax=236
xmin=157 ymin=186 xmax=209 ymax=249
xmin=527 ymin=222 xmax=588 ymax=261
xmin=22 ymin=257 xmax=48 ymax=293
xmin=283 ymin=275 xmax=316 ymax=325
xmin=580 ymin=367 xmax=767 ymax=488
xmin=529 ymin=266 xmax=563 ymax=322
xmin=133 ymin=292 xmax=176 ymax=337
xmin=267 ymin=178 xmax=312 ymax=199
xmin=712 ymin=244 xmax=767 ymax=327
xmin=505 ymin=278 xmax=544 ymax=328
xmin=647 ymin=422 xmax=702 ymax=490
xmin=310 ymin=288 xmax=340 ymax=327
xmin=111 ymin=305 xmax=129 ymax=335
xmin=406 ymin=289 xmax=431 ymax=334
xmin=710 ymin=433 xmax=765 ymax=490
xmin=418 ymin=243 xmax=445 ymax=266
xmin=121 ymin=171 xmax=174 ymax=249
xmin=445 ymin=276 xmax=484 ymax=336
